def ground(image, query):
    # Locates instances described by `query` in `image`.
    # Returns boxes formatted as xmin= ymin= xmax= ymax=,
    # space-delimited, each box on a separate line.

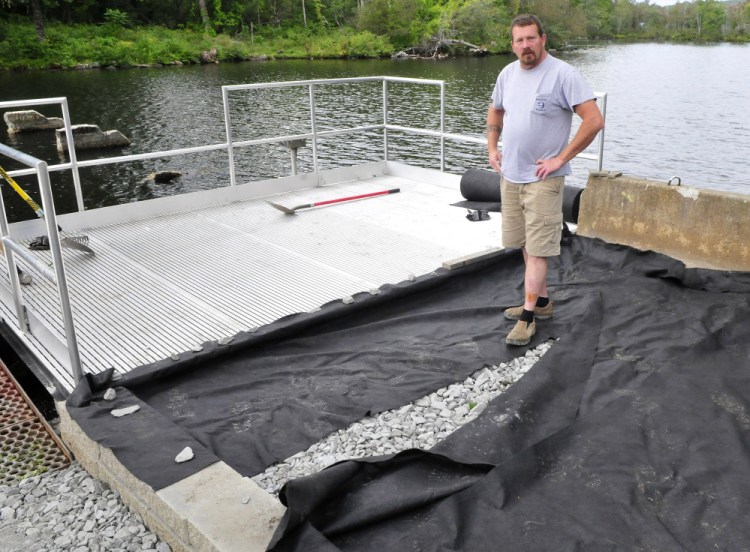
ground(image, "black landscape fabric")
xmin=67 ymin=236 xmax=750 ymax=550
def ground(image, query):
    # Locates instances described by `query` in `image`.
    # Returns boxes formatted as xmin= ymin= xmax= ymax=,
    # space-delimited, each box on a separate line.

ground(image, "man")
xmin=487 ymin=13 xmax=604 ymax=346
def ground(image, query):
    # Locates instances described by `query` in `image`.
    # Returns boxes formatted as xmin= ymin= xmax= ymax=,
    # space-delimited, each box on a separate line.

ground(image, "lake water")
xmin=0 ymin=42 xmax=748 ymax=222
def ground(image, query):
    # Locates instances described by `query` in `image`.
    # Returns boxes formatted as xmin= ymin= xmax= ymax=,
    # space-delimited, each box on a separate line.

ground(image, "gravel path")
xmin=0 ymin=341 xmax=551 ymax=551
xmin=0 ymin=463 xmax=171 ymax=552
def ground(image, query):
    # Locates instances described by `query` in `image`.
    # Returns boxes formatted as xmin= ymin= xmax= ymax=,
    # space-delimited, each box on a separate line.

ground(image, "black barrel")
xmin=455 ymin=168 xmax=584 ymax=223
xmin=562 ymin=185 xmax=584 ymax=223
xmin=459 ymin=168 xmax=502 ymax=203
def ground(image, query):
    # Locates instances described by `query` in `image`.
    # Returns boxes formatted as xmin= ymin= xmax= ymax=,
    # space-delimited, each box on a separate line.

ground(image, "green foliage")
xmin=333 ymin=29 xmax=393 ymax=57
xmin=357 ymin=0 xmax=423 ymax=48
xmin=1 ymin=0 xmax=748 ymax=70
xmin=451 ymin=0 xmax=511 ymax=47
xmin=103 ymin=9 xmax=130 ymax=28
xmin=212 ymin=0 xmax=245 ymax=34
xmin=0 ymin=20 xmax=396 ymax=69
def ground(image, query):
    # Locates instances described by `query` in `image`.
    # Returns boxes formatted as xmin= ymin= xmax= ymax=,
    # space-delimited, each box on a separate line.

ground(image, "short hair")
xmin=511 ymin=14 xmax=545 ymax=37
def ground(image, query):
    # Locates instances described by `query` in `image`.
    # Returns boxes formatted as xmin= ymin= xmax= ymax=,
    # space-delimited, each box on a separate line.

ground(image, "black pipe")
xmin=457 ymin=169 xmax=584 ymax=223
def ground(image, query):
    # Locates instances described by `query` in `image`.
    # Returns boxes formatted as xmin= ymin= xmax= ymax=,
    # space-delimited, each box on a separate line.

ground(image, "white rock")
xmin=103 ymin=388 xmax=116 ymax=401
xmin=175 ymin=447 xmax=194 ymax=463
xmin=111 ymin=405 xmax=140 ymax=417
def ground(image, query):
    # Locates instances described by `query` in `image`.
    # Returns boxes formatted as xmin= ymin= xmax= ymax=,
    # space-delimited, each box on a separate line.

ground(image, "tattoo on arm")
xmin=486 ymin=124 xmax=502 ymax=135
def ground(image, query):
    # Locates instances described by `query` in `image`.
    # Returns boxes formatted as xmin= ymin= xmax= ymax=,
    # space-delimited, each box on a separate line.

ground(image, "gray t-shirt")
xmin=491 ymin=54 xmax=595 ymax=183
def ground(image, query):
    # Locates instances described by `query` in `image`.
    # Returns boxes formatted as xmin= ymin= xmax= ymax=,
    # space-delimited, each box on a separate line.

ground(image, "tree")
xmin=694 ymin=0 xmax=725 ymax=38
xmin=613 ymin=0 xmax=636 ymax=35
xmin=578 ymin=0 xmax=615 ymax=38
xmin=357 ymin=0 xmax=422 ymax=47
xmin=198 ymin=0 xmax=211 ymax=32
xmin=534 ymin=0 xmax=587 ymax=46
xmin=1 ymin=0 xmax=46 ymax=41
xmin=452 ymin=0 xmax=511 ymax=46
xmin=30 ymin=0 xmax=44 ymax=40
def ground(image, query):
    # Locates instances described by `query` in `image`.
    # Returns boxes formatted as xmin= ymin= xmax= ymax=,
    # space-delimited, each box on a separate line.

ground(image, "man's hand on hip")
xmin=535 ymin=156 xmax=564 ymax=180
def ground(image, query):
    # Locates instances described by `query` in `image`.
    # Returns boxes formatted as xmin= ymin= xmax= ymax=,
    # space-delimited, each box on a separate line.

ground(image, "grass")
xmin=0 ymin=21 xmax=396 ymax=70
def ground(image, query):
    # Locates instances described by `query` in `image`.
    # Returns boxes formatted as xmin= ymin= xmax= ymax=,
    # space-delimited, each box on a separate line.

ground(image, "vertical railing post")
xmin=222 ymin=87 xmax=237 ymax=187
xmin=596 ymin=93 xmax=607 ymax=172
xmin=382 ymin=79 xmax=389 ymax=162
xmin=60 ymin=98 xmax=85 ymax=212
xmin=0 ymin=185 xmax=27 ymax=332
xmin=36 ymin=161 xmax=84 ymax=383
xmin=309 ymin=84 xmax=320 ymax=186
xmin=439 ymin=82 xmax=446 ymax=172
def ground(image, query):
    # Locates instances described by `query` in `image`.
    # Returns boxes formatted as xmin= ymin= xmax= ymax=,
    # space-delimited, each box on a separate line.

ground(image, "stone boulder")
xmin=55 ymin=124 xmax=131 ymax=152
xmin=146 ymin=171 xmax=182 ymax=183
xmin=200 ymin=47 xmax=218 ymax=63
xmin=3 ymin=110 xmax=64 ymax=133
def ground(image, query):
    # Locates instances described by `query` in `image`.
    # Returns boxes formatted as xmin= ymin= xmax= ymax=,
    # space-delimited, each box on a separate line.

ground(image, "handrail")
xmin=221 ymin=76 xmax=448 ymax=187
xmin=0 ymin=142 xmax=83 ymax=383
xmin=2 ymin=83 xmax=607 ymax=186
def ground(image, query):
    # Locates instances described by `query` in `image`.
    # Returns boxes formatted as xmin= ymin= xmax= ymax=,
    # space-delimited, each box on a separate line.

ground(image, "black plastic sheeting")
xmin=452 ymin=169 xmax=584 ymax=223
xmin=65 ymin=236 xmax=750 ymax=550
xmin=268 ymin=238 xmax=750 ymax=551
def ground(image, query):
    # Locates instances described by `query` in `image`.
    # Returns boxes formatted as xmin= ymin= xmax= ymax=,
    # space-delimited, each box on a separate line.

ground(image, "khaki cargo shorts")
xmin=500 ymin=175 xmax=565 ymax=257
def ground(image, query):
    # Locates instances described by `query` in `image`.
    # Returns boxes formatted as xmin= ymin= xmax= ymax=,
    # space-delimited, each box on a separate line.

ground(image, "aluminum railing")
xmin=1 ymin=78 xmax=607 ymax=211
xmin=221 ymin=76 xmax=448 ymax=183
xmin=0 ymin=77 xmax=607 ymax=384
xmin=0 ymin=142 xmax=83 ymax=382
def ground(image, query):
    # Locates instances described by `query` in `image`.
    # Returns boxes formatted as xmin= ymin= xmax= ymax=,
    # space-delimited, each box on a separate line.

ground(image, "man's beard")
xmin=520 ymin=50 xmax=537 ymax=66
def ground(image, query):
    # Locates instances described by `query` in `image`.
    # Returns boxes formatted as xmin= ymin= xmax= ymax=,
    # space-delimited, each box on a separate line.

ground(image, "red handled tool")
xmin=269 ymin=188 xmax=400 ymax=215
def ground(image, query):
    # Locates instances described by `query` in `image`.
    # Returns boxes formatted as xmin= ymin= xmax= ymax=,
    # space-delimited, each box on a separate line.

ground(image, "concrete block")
xmin=138 ymin=506 xmax=194 ymax=552
xmin=55 ymin=124 xmax=131 ymax=152
xmin=114 ymin=481 xmax=193 ymax=552
xmin=3 ymin=110 xmax=64 ymax=133
xmin=577 ymin=172 xmax=750 ymax=270
xmin=57 ymin=401 xmax=193 ymax=547
xmin=96 ymin=445 xmax=192 ymax=544
xmin=157 ymin=462 xmax=285 ymax=552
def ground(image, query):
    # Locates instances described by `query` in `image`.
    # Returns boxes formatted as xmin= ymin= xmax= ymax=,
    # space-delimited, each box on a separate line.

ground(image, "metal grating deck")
xmin=0 ymin=361 xmax=70 ymax=485
xmin=0 ymin=166 xmax=502 ymax=394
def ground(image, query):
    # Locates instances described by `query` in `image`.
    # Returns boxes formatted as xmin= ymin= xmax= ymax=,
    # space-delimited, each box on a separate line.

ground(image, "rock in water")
xmin=3 ymin=110 xmax=64 ymax=133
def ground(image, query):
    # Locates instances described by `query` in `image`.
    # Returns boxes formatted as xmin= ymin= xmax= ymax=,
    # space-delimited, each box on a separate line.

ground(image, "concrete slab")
xmin=157 ymin=463 xmax=285 ymax=552
xmin=57 ymin=400 xmax=284 ymax=552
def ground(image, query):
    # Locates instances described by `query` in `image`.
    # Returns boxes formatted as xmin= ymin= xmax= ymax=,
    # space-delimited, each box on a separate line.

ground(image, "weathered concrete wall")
xmin=55 ymin=124 xmax=131 ymax=152
xmin=3 ymin=110 xmax=64 ymax=133
xmin=577 ymin=171 xmax=750 ymax=271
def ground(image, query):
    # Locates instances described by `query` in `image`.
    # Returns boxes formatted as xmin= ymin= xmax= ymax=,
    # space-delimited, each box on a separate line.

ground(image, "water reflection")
xmin=1 ymin=43 xmax=748 ymax=223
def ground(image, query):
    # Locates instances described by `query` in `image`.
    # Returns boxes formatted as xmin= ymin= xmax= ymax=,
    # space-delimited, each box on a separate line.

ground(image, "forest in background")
xmin=1 ymin=0 xmax=749 ymax=69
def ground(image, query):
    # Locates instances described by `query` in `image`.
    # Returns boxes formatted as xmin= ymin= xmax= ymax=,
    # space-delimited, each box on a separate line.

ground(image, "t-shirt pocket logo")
xmin=533 ymin=94 xmax=552 ymax=114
